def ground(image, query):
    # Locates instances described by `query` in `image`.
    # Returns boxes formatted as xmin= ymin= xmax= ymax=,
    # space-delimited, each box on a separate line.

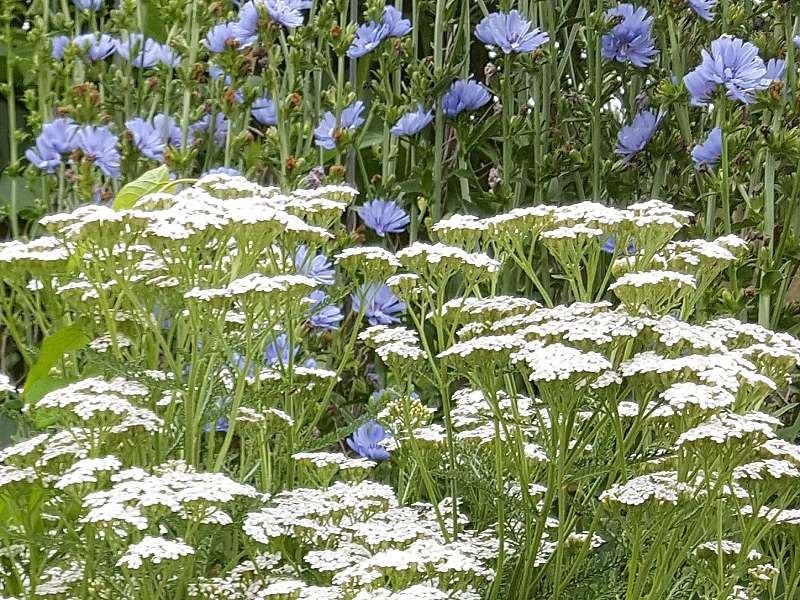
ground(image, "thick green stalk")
xmin=759 ymin=148 xmax=776 ymax=327
xmin=585 ymin=0 xmax=603 ymax=201
xmin=431 ymin=0 xmax=446 ymax=223
xmin=179 ymin=0 xmax=201 ymax=155
xmin=4 ymin=17 xmax=19 ymax=238
xmin=502 ymin=53 xmax=514 ymax=209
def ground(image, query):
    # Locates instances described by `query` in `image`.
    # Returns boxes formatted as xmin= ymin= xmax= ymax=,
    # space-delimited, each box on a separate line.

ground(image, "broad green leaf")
xmin=23 ymin=322 xmax=91 ymax=398
xmin=0 ymin=174 xmax=37 ymax=214
xmin=0 ymin=414 xmax=15 ymax=447
xmin=141 ymin=0 xmax=168 ymax=40
xmin=357 ymin=127 xmax=385 ymax=150
xmin=112 ymin=165 xmax=170 ymax=210
xmin=397 ymin=179 xmax=424 ymax=194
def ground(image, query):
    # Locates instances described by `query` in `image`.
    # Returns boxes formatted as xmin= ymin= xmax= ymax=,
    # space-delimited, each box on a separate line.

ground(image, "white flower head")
xmin=116 ymin=536 xmax=195 ymax=569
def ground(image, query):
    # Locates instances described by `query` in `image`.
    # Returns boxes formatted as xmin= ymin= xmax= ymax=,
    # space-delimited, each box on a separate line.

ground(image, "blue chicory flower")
xmin=230 ymin=350 xmax=255 ymax=378
xmin=294 ymin=245 xmax=336 ymax=285
xmin=381 ymin=6 xmax=411 ymax=37
xmin=691 ymin=127 xmax=723 ymax=170
xmin=232 ymin=3 xmax=260 ymax=47
xmin=347 ymin=21 xmax=389 ymax=59
xmin=763 ymin=58 xmax=786 ymax=84
xmin=390 ymin=104 xmax=434 ymax=136
xmin=72 ymin=33 xmax=118 ymax=61
xmin=204 ymin=417 xmax=229 ymax=433
xmin=601 ymin=4 xmax=657 ymax=68
xmin=209 ymin=64 xmax=234 ymax=85
xmin=76 ymin=125 xmax=121 ymax=179
xmin=265 ymin=0 xmax=310 ymax=28
xmin=158 ymin=46 xmax=182 ymax=67
xmin=205 ymin=22 xmax=243 ymax=52
xmin=26 ymin=142 xmax=62 ymax=173
xmin=233 ymin=0 xmax=312 ymax=43
xmin=265 ymin=333 xmax=300 ymax=367
xmin=602 ymin=236 xmax=635 ymax=255
xmin=686 ymin=0 xmax=717 ymax=21
xmin=683 ymin=36 xmax=768 ymax=106
xmin=442 ymin=79 xmax=491 ymax=117
xmin=72 ymin=0 xmax=102 ymax=11
xmin=52 ymin=35 xmax=70 ymax=59
xmin=614 ymin=109 xmax=664 ymax=163
xmin=204 ymin=167 xmax=242 ymax=177
xmin=346 ymin=6 xmax=411 ymax=59
xmin=347 ymin=420 xmax=391 ymax=461
xmin=252 ymin=96 xmax=278 ymax=126
xmin=153 ymin=113 xmax=183 ymax=147
xmin=126 ymin=117 xmax=167 ymax=162
xmin=43 ymin=119 xmax=80 ymax=154
xmin=357 ymin=199 xmax=410 ymax=237
xmin=189 ymin=113 xmax=229 ymax=147
xmin=795 ymin=36 xmax=800 ymax=50
xmin=351 ymin=283 xmax=405 ymax=326
xmin=117 ymin=33 xmax=166 ymax=68
xmin=25 ymin=119 xmax=79 ymax=173
xmin=314 ymin=101 xmax=365 ymax=150
xmin=475 ymin=9 xmax=549 ymax=54
xmin=307 ymin=290 xmax=344 ymax=331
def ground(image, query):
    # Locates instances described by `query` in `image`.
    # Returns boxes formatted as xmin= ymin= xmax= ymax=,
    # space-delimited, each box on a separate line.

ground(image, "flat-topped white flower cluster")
xmin=0 ymin=175 xmax=798 ymax=599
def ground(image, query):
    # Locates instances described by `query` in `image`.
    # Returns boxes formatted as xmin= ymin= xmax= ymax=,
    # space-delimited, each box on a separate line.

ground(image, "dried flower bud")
xmin=329 ymin=164 xmax=346 ymax=179
xmin=192 ymin=63 xmax=206 ymax=82
xmin=770 ymin=81 xmax=782 ymax=102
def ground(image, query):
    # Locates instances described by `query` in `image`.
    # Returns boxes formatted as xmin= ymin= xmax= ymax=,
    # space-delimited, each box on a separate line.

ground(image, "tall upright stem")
xmin=502 ymin=54 xmax=513 ymax=209
xmin=3 ymin=17 xmax=19 ymax=238
xmin=586 ymin=0 xmax=603 ymax=202
xmin=179 ymin=0 xmax=201 ymax=160
xmin=432 ymin=0 xmax=446 ymax=223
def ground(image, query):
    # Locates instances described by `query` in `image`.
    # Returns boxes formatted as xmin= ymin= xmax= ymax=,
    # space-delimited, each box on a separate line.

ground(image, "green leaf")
xmin=0 ymin=174 xmax=37 ymax=214
xmin=397 ymin=178 xmax=424 ymax=194
xmin=112 ymin=165 xmax=170 ymax=210
xmin=23 ymin=322 xmax=91 ymax=399
xmin=356 ymin=126 xmax=385 ymax=150
xmin=760 ymin=270 xmax=783 ymax=295
xmin=141 ymin=0 xmax=168 ymax=40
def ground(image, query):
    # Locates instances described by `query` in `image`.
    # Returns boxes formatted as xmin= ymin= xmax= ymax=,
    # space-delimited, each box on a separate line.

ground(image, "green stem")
xmin=4 ymin=16 xmax=19 ymax=238
xmin=586 ymin=0 xmax=603 ymax=201
xmin=179 ymin=0 xmax=201 ymax=156
xmin=431 ymin=0 xmax=446 ymax=223
xmin=502 ymin=53 xmax=513 ymax=209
